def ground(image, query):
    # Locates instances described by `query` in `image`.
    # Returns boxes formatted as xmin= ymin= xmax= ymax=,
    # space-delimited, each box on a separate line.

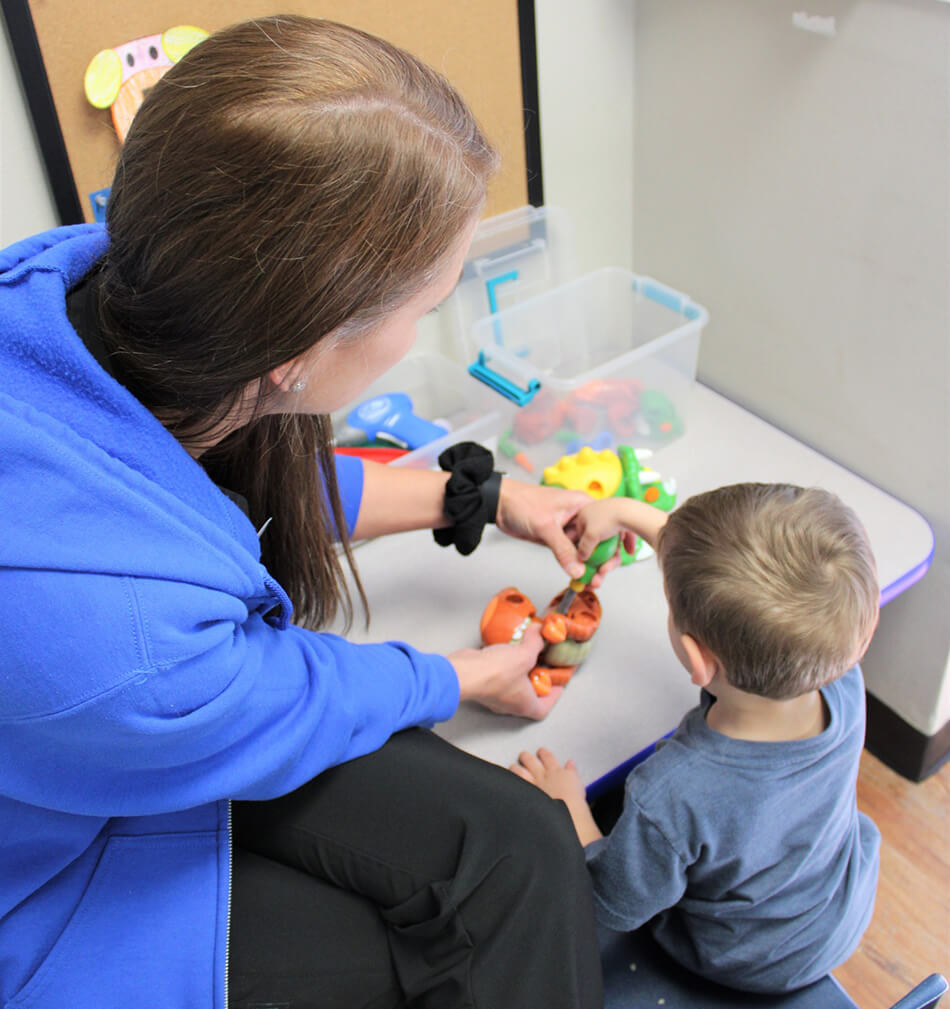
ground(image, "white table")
xmin=338 ymin=384 xmax=935 ymax=793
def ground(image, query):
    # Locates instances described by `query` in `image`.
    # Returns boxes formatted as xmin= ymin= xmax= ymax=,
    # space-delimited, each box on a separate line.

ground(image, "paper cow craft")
xmin=84 ymin=26 xmax=208 ymax=142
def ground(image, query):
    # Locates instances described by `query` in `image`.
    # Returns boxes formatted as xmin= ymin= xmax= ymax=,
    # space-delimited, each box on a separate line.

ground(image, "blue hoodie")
xmin=0 ymin=225 xmax=460 ymax=1007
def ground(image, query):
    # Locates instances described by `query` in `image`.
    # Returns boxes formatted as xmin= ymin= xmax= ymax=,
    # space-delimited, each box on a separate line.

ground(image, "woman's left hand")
xmin=495 ymin=478 xmax=591 ymax=580
xmin=449 ymin=623 xmax=563 ymax=720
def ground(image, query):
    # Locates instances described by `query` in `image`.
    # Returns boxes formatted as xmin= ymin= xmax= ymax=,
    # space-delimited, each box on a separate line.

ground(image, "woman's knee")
xmin=472 ymin=767 xmax=588 ymax=887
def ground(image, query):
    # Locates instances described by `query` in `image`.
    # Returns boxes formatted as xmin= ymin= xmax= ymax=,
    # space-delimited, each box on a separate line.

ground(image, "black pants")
xmin=229 ymin=728 xmax=603 ymax=1009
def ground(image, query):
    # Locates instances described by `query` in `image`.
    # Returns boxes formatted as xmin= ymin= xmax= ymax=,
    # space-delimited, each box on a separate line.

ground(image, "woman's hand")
xmin=495 ymin=478 xmax=592 ymax=580
xmin=448 ymin=624 xmax=562 ymax=720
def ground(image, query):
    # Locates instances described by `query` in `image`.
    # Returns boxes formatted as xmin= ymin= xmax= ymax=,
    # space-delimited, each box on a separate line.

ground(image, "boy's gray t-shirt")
xmin=585 ymin=665 xmax=880 ymax=993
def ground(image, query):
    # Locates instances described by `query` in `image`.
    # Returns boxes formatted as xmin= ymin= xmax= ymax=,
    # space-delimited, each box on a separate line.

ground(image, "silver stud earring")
xmin=290 ymin=380 xmax=307 ymax=393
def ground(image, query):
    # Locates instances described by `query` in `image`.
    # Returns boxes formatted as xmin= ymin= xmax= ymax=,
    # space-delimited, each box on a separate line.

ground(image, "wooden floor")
xmin=832 ymin=750 xmax=950 ymax=1007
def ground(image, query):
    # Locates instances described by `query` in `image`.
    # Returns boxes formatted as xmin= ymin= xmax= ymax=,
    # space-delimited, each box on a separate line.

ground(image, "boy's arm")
xmin=572 ymin=496 xmax=670 ymax=561
xmin=510 ymin=748 xmax=603 ymax=846
xmin=585 ymin=797 xmax=689 ymax=932
xmin=513 ymin=748 xmax=692 ymax=931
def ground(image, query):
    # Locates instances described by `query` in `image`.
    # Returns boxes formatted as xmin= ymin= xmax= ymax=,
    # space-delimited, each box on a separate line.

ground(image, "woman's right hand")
xmin=448 ymin=624 xmax=562 ymax=720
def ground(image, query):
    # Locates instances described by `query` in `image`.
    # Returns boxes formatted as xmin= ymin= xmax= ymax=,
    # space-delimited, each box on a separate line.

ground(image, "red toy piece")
xmin=563 ymin=399 xmax=599 ymax=435
xmin=512 ymin=389 xmax=567 ymax=444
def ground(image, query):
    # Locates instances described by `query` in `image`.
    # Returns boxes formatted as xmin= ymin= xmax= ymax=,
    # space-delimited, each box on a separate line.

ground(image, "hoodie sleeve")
xmin=0 ymin=568 xmax=460 ymax=817
xmin=333 ymin=451 xmax=363 ymax=537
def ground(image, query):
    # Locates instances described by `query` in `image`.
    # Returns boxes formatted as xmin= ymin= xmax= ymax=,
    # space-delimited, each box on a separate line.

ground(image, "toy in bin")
xmin=480 ymin=443 xmax=677 ymax=697
xmin=346 ymin=393 xmax=448 ymax=450
xmin=508 ymin=379 xmax=683 ymax=468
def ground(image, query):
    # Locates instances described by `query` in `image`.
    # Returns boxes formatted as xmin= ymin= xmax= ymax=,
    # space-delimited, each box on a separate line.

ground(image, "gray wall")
xmin=632 ymin=0 xmax=950 ymax=735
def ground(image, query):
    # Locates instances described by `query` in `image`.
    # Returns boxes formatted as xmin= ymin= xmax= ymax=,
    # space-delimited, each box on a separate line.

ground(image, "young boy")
xmin=511 ymin=483 xmax=881 ymax=993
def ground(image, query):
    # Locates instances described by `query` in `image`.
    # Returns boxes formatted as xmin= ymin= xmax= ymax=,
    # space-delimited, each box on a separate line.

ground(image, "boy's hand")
xmin=565 ymin=499 xmax=639 ymax=586
xmin=510 ymin=746 xmax=586 ymax=803
xmin=568 ymin=497 xmax=670 ymax=571
xmin=509 ymin=747 xmax=603 ymax=845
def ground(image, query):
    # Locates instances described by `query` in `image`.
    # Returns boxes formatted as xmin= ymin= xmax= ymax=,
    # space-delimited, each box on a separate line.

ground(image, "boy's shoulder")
xmin=623 ymin=706 xmax=725 ymax=811
xmin=627 ymin=665 xmax=866 ymax=819
xmin=827 ymin=662 xmax=866 ymax=705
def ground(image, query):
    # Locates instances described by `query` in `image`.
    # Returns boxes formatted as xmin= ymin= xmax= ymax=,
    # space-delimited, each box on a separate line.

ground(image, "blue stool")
xmin=600 ymin=925 xmax=947 ymax=1009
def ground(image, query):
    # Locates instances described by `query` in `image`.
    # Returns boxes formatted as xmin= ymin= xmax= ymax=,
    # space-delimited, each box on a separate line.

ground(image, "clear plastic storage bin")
xmin=439 ymin=204 xmax=576 ymax=354
xmin=332 ymin=206 xmax=708 ymax=479
xmin=331 ymin=353 xmax=509 ymax=470
xmin=462 ymin=268 xmax=708 ymax=473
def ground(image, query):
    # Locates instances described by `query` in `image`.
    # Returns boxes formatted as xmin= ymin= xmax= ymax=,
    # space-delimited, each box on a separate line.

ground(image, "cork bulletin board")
xmin=1 ymin=0 xmax=543 ymax=224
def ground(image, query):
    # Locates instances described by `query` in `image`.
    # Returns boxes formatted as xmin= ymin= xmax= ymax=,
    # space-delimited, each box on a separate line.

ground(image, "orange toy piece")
xmin=535 ymin=587 xmax=602 ymax=688
xmin=479 ymin=585 xmax=603 ymax=697
xmin=573 ymin=378 xmax=642 ymax=408
xmin=480 ymin=587 xmax=538 ymax=645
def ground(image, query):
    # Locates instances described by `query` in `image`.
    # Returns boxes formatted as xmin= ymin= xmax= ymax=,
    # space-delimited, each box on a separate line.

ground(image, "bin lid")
xmin=439 ymin=204 xmax=577 ymax=361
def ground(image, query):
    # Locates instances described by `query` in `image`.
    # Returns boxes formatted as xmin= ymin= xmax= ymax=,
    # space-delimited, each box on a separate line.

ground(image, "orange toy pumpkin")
xmin=479 ymin=585 xmax=602 ymax=697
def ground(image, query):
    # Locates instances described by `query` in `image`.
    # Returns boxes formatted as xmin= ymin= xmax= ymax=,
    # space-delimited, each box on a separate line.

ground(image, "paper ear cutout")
xmin=84 ymin=48 xmax=123 ymax=108
xmin=161 ymin=25 xmax=209 ymax=62
xmin=84 ymin=26 xmax=208 ymax=142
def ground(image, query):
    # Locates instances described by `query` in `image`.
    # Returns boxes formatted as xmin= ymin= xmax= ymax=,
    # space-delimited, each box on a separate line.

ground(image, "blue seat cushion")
xmin=600 ymin=926 xmax=857 ymax=1009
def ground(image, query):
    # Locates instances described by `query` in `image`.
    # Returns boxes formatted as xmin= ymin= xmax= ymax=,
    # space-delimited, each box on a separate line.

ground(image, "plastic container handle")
xmin=468 ymin=349 xmax=541 ymax=407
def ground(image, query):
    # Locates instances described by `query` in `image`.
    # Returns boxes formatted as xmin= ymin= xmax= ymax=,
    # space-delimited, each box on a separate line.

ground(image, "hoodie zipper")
xmin=224 ymin=799 xmax=233 ymax=1009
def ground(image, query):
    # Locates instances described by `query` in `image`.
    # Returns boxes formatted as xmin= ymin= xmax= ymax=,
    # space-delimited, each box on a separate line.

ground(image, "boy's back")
xmin=586 ymin=664 xmax=880 ymax=993
xmin=511 ymin=482 xmax=882 ymax=993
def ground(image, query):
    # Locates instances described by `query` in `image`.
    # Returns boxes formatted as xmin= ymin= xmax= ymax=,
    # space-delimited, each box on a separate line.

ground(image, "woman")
xmin=0 ymin=15 xmax=603 ymax=1009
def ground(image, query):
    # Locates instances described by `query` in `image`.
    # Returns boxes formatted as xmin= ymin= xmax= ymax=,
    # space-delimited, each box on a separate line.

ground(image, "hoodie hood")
xmin=0 ymin=224 xmax=269 ymax=599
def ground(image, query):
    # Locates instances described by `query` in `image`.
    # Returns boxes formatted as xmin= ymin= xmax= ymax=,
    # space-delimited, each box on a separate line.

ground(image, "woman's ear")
xmin=268 ymin=356 xmax=304 ymax=393
xmin=679 ymin=633 xmax=719 ymax=689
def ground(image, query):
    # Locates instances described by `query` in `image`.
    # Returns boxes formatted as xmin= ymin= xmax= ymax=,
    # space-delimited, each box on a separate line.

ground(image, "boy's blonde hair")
xmin=656 ymin=484 xmax=879 ymax=699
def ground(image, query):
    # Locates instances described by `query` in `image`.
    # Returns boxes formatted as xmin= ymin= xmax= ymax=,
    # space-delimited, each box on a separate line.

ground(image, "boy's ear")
xmin=679 ymin=633 xmax=719 ymax=689
xmin=853 ymin=608 xmax=881 ymax=664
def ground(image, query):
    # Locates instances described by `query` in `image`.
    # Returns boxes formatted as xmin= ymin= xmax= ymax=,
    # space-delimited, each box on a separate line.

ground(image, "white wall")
xmin=0 ymin=18 xmax=57 ymax=244
xmin=631 ymin=0 xmax=950 ymax=737
xmin=534 ymin=0 xmax=635 ymax=274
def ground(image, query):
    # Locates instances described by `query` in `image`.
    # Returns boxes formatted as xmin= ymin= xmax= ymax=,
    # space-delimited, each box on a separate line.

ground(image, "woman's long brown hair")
xmin=96 ymin=15 xmax=499 ymax=629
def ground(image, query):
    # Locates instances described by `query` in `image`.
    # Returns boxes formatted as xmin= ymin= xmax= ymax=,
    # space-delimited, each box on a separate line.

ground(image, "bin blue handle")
xmin=634 ymin=276 xmax=704 ymax=321
xmin=486 ymin=270 xmax=519 ymax=347
xmin=468 ymin=352 xmax=541 ymax=406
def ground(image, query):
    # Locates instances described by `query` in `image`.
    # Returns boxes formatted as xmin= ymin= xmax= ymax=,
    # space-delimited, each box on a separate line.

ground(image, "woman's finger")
xmin=522 ymin=684 xmax=564 ymax=721
xmin=541 ymin=525 xmax=586 ymax=581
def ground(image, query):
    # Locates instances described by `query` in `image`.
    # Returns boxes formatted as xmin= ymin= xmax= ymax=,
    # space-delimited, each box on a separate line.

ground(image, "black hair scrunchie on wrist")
xmin=432 ymin=442 xmax=502 ymax=556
